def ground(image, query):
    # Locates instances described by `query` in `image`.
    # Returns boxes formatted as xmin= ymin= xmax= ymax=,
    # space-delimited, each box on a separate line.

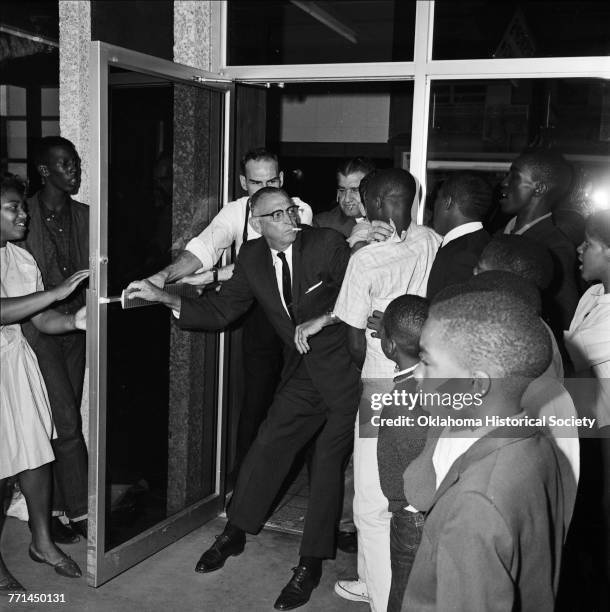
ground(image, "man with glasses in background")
xmin=314 ymin=157 xmax=375 ymax=238
xmin=141 ymin=148 xmax=313 ymax=478
xmin=128 ymin=187 xmax=360 ymax=610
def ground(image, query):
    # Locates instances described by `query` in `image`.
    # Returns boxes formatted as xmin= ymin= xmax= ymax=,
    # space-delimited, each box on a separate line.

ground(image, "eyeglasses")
xmin=253 ymin=205 xmax=300 ymax=222
xmin=247 ymin=177 xmax=282 ymax=188
xmin=337 ymin=187 xmax=361 ymax=199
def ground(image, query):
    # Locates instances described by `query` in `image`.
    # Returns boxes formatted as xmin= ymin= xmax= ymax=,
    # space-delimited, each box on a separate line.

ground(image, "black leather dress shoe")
xmin=29 ymin=517 xmax=80 ymax=545
xmin=337 ymin=530 xmax=357 ymax=554
xmin=274 ymin=565 xmax=321 ymax=610
xmin=194 ymin=533 xmax=245 ymax=573
xmin=69 ymin=519 xmax=87 ymax=539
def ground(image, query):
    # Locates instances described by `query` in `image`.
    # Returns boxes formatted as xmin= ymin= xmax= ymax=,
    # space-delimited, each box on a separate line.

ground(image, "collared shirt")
xmin=432 ymin=420 xmax=499 ymax=489
xmin=565 ymin=283 xmax=610 ymax=427
xmin=30 ymin=195 xmax=87 ymax=314
xmin=334 ymin=223 xmax=441 ymax=379
xmin=185 ymin=195 xmax=312 ymax=269
xmin=394 ymin=363 xmax=418 ymax=380
xmin=504 ymin=212 xmax=552 ymax=235
xmin=441 ymin=221 xmax=483 ymax=247
xmin=270 ymin=244 xmax=294 ymax=317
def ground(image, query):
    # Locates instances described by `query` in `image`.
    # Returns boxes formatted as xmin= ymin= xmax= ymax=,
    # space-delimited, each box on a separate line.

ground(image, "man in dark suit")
xmin=127 ymin=187 xmax=361 ymax=611
xmin=499 ymin=149 xmax=580 ymax=344
xmin=426 ymin=172 xmax=492 ymax=300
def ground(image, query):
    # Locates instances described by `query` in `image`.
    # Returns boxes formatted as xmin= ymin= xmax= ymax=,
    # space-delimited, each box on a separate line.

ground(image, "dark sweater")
xmin=377 ymin=374 xmax=428 ymax=512
xmin=313 ymin=205 xmax=358 ymax=238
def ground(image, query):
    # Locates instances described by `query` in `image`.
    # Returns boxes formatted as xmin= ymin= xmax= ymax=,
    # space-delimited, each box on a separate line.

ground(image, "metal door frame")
xmin=88 ymin=41 xmax=234 ymax=586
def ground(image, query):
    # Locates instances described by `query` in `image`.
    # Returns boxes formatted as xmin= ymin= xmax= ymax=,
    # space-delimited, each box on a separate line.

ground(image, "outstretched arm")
xmin=146 ymin=250 xmax=203 ymax=288
xmin=1 ymin=269 xmax=89 ymax=328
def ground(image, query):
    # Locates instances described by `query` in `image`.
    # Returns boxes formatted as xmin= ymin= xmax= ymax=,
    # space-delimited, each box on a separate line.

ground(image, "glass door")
xmin=88 ymin=42 xmax=234 ymax=586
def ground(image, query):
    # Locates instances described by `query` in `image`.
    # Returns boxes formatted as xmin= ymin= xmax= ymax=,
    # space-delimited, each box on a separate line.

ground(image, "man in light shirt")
xmin=140 ymin=148 xmax=313 ymax=475
xmin=332 ymin=168 xmax=440 ymax=611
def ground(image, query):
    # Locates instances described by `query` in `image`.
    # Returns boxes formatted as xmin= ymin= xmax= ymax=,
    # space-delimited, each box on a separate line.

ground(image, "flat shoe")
xmin=0 ymin=571 xmax=26 ymax=594
xmin=28 ymin=547 xmax=82 ymax=578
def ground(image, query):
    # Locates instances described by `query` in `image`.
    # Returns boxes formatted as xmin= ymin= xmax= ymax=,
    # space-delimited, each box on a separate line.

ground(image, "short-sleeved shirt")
xmin=565 ymin=283 xmax=610 ymax=427
xmin=334 ymin=223 xmax=441 ymax=379
xmin=185 ymin=195 xmax=312 ymax=270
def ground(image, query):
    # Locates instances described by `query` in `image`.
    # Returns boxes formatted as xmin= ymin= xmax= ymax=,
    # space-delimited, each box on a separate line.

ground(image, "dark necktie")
xmin=277 ymin=251 xmax=294 ymax=321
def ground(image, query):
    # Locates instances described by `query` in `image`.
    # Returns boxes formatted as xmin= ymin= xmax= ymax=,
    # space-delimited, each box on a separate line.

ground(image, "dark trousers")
xmin=387 ymin=507 xmax=425 ymax=612
xmin=228 ymin=361 xmax=357 ymax=559
xmin=234 ymin=303 xmax=283 ymax=472
xmin=26 ymin=330 xmax=88 ymax=519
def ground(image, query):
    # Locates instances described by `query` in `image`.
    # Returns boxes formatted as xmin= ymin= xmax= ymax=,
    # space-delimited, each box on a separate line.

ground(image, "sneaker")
xmin=334 ymin=579 xmax=370 ymax=603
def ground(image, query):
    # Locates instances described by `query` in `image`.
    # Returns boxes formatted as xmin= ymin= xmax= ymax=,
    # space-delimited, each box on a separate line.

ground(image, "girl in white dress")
xmin=564 ymin=208 xmax=610 ymax=605
xmin=1 ymin=175 xmax=88 ymax=592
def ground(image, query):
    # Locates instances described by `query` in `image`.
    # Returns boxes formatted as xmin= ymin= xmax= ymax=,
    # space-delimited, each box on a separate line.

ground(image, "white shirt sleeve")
xmin=185 ymin=200 xmax=245 ymax=270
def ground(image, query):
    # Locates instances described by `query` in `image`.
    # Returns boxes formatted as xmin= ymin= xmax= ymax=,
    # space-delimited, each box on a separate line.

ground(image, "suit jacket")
xmin=511 ymin=218 xmax=579 ymax=340
xmin=178 ymin=226 xmax=361 ymax=409
xmin=426 ymin=228 xmax=490 ymax=300
xmin=313 ymin=205 xmax=357 ymax=238
xmin=403 ymin=426 xmax=576 ymax=612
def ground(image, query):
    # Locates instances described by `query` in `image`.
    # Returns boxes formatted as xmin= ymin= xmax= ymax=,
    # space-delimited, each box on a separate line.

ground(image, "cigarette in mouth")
xmin=291 ymin=227 xmax=302 ymax=232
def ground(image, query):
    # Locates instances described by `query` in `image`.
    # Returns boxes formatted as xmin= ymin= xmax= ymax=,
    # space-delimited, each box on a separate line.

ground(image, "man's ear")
xmin=382 ymin=337 xmax=396 ymax=361
xmin=38 ymin=164 xmax=49 ymax=178
xmin=249 ymin=216 xmax=262 ymax=234
xmin=533 ymin=181 xmax=548 ymax=198
xmin=278 ymin=171 xmax=284 ymax=188
xmin=471 ymin=370 xmax=492 ymax=397
xmin=444 ymin=195 xmax=453 ymax=210
xmin=239 ymin=174 xmax=247 ymax=192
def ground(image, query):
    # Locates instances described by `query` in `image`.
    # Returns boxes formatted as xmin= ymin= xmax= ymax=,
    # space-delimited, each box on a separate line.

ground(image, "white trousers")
xmin=354 ymin=407 xmax=392 ymax=612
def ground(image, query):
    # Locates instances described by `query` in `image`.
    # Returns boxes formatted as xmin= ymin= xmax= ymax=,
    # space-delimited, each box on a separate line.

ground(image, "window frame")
xmin=215 ymin=1 xmax=610 ymax=223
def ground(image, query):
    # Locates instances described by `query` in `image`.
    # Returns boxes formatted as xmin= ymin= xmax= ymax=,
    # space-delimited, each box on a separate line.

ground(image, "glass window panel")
xmin=228 ymin=0 xmax=415 ymax=65
xmin=7 ymin=162 xmax=27 ymax=177
xmin=433 ymin=1 xmax=610 ymax=59
xmin=265 ymin=81 xmax=413 ymax=213
xmin=6 ymin=120 xmax=27 ymax=158
xmin=425 ymin=78 xmax=610 ymax=241
xmin=41 ymin=120 xmax=60 ymax=137
xmin=41 ymin=87 xmax=59 ymax=116
xmin=6 ymin=86 xmax=26 ymax=116
xmin=105 ymin=66 xmax=223 ymax=550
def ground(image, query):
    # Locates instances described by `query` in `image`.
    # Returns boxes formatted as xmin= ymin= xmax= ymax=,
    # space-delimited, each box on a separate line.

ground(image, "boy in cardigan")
xmin=375 ymin=295 xmax=429 ymax=612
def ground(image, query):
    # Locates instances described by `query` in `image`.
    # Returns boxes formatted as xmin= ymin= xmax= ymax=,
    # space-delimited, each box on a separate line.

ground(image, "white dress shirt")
xmin=432 ymin=423 xmax=496 ymax=489
xmin=185 ymin=195 xmax=312 ymax=269
xmin=270 ymin=244 xmax=294 ymax=317
xmin=504 ymin=213 xmax=552 ymax=235
xmin=334 ymin=223 xmax=441 ymax=379
xmin=441 ymin=221 xmax=483 ymax=247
